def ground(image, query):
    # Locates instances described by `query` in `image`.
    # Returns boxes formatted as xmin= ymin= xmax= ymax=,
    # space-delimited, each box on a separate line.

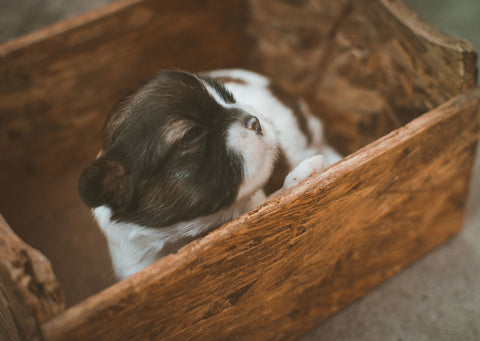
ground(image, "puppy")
xmin=78 ymin=69 xmax=341 ymax=279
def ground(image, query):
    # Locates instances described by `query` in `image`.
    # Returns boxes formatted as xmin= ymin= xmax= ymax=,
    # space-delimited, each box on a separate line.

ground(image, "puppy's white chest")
xmin=93 ymin=191 xmax=266 ymax=279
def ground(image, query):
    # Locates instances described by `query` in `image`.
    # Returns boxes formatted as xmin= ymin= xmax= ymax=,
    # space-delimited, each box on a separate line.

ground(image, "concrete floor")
xmin=1 ymin=0 xmax=479 ymax=340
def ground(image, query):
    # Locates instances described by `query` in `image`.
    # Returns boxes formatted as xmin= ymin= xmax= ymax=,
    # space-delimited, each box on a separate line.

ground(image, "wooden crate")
xmin=0 ymin=0 xmax=478 ymax=340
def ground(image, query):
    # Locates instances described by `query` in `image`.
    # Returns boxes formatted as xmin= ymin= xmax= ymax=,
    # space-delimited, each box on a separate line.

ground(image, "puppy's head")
xmin=78 ymin=70 xmax=277 ymax=227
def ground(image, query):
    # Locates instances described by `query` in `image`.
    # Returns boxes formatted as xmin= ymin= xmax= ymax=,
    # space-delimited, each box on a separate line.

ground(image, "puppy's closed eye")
xmin=164 ymin=120 xmax=197 ymax=145
xmin=181 ymin=125 xmax=207 ymax=146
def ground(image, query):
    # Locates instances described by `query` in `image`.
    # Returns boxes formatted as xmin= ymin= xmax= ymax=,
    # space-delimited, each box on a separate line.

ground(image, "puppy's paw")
xmin=283 ymin=155 xmax=327 ymax=190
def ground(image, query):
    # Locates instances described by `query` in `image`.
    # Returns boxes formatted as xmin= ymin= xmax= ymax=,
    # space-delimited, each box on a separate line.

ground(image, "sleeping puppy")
xmin=78 ymin=69 xmax=341 ymax=279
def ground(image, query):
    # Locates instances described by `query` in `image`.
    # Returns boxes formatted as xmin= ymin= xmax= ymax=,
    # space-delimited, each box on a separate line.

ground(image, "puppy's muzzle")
xmin=244 ymin=115 xmax=263 ymax=136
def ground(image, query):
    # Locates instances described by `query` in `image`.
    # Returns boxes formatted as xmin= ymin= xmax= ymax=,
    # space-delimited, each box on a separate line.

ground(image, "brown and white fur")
xmin=78 ymin=69 xmax=341 ymax=279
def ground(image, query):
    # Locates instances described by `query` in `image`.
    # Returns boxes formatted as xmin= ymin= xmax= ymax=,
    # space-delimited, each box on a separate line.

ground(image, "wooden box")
xmin=0 ymin=0 xmax=478 ymax=340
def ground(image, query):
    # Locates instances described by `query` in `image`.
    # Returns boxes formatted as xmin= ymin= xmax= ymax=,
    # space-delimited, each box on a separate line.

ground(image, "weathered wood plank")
xmin=0 ymin=215 xmax=64 ymax=340
xmin=248 ymin=0 xmax=477 ymax=154
xmin=42 ymin=88 xmax=480 ymax=340
xmin=0 ymin=289 xmax=21 ymax=341
xmin=0 ymin=169 xmax=117 ymax=307
xmin=0 ymin=0 xmax=248 ymax=191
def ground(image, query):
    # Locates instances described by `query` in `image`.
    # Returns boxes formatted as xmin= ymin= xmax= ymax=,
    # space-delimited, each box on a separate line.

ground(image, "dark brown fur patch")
xmin=268 ymin=83 xmax=312 ymax=144
xmin=78 ymin=70 xmax=244 ymax=228
xmin=263 ymin=149 xmax=291 ymax=196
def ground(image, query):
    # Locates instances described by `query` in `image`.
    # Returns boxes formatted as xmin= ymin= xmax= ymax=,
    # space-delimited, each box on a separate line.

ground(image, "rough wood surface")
xmin=0 ymin=289 xmax=21 ymax=341
xmin=0 ymin=0 xmax=248 ymax=192
xmin=248 ymin=0 xmax=477 ymax=154
xmin=0 ymin=169 xmax=117 ymax=307
xmin=0 ymin=215 xmax=65 ymax=340
xmin=42 ymin=89 xmax=480 ymax=341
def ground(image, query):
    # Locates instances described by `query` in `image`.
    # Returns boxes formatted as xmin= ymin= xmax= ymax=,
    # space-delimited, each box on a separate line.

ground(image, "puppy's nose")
xmin=244 ymin=115 xmax=263 ymax=135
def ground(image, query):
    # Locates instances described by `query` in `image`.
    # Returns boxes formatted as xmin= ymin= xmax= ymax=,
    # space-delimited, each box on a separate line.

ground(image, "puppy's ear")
xmin=78 ymin=156 xmax=130 ymax=209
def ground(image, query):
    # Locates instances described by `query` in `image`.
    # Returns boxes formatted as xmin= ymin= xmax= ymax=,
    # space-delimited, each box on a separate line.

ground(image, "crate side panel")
xmin=0 ymin=215 xmax=65 ymax=340
xmin=0 ymin=168 xmax=116 ymax=307
xmin=0 ymin=0 xmax=248 ymax=191
xmin=248 ymin=0 xmax=477 ymax=154
xmin=42 ymin=89 xmax=480 ymax=340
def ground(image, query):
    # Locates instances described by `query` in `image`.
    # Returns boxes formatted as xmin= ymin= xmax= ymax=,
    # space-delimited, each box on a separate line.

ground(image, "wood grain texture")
xmin=42 ymin=89 xmax=480 ymax=341
xmin=0 ymin=289 xmax=21 ymax=341
xmin=0 ymin=215 xmax=64 ymax=340
xmin=0 ymin=169 xmax=117 ymax=307
xmin=0 ymin=0 xmax=248 ymax=192
xmin=248 ymin=0 xmax=478 ymax=154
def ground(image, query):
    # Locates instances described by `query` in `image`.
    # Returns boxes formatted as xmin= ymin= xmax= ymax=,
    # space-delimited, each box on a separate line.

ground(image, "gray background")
xmin=0 ymin=0 xmax=479 ymax=339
